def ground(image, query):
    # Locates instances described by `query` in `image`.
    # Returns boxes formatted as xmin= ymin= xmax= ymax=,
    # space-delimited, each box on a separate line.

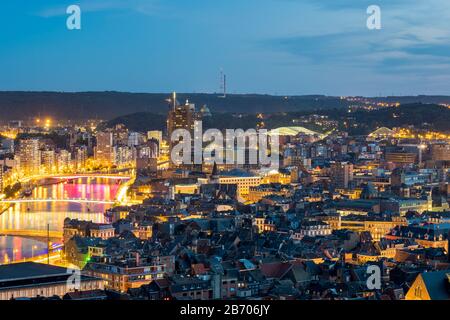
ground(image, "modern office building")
xmin=166 ymin=92 xmax=201 ymax=168
xmin=330 ymin=161 xmax=354 ymax=189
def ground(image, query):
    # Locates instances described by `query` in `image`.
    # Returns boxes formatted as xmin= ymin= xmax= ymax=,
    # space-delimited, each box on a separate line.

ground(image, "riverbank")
xmin=0 ymin=176 xmax=125 ymax=266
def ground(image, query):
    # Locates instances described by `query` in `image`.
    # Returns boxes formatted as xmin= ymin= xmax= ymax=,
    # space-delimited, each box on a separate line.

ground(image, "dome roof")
xmin=200 ymin=104 xmax=212 ymax=117
xmin=269 ymin=126 xmax=326 ymax=138
xmin=368 ymin=127 xmax=394 ymax=137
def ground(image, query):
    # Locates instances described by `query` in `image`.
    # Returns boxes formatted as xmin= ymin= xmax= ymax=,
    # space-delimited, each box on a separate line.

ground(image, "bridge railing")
xmin=0 ymin=229 xmax=63 ymax=238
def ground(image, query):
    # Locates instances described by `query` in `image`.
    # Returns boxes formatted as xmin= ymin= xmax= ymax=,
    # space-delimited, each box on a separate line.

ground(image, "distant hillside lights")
xmin=170 ymin=121 xmax=280 ymax=169
xmin=66 ymin=5 xmax=81 ymax=30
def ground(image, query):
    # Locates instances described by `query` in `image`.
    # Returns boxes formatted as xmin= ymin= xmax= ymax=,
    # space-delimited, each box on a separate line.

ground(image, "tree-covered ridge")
xmin=101 ymin=103 xmax=450 ymax=135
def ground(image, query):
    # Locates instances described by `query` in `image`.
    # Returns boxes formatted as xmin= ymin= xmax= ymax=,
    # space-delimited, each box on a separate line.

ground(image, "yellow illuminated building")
xmin=261 ymin=171 xmax=291 ymax=184
xmin=319 ymin=216 xmax=407 ymax=241
xmin=174 ymin=184 xmax=199 ymax=195
xmin=218 ymin=176 xmax=261 ymax=200
xmin=335 ymin=188 xmax=362 ymax=200
xmin=247 ymin=185 xmax=291 ymax=203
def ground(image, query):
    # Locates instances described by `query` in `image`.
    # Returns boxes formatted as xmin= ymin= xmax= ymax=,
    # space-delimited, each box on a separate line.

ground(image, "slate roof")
xmin=420 ymin=270 xmax=450 ymax=300
xmin=260 ymin=262 xmax=293 ymax=279
xmin=0 ymin=262 xmax=67 ymax=282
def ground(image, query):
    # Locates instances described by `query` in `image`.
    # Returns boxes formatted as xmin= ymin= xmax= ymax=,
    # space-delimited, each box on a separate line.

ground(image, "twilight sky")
xmin=1 ymin=0 xmax=450 ymax=96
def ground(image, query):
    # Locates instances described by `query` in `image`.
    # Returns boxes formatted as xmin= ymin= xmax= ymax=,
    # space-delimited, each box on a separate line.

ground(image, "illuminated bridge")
xmin=0 ymin=198 xmax=116 ymax=205
xmin=19 ymin=173 xmax=132 ymax=183
xmin=51 ymin=174 xmax=130 ymax=180
xmin=0 ymin=229 xmax=63 ymax=239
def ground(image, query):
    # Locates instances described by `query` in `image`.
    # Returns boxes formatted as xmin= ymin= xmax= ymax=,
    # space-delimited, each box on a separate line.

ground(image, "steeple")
xmin=212 ymin=161 xmax=218 ymax=176
xmin=210 ymin=161 xmax=219 ymax=183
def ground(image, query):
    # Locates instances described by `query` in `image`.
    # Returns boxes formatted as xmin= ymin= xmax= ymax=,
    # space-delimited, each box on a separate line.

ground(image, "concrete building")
xmin=218 ymin=169 xmax=262 ymax=200
xmin=147 ymin=130 xmax=163 ymax=144
xmin=41 ymin=149 xmax=55 ymax=173
xmin=431 ymin=144 xmax=450 ymax=161
xmin=330 ymin=161 xmax=353 ymax=189
xmin=95 ymin=130 xmax=115 ymax=166
xmin=84 ymin=255 xmax=172 ymax=292
xmin=74 ymin=146 xmax=88 ymax=170
xmin=17 ymin=138 xmax=40 ymax=176
xmin=166 ymin=93 xmax=201 ymax=168
xmin=57 ymin=149 xmax=72 ymax=172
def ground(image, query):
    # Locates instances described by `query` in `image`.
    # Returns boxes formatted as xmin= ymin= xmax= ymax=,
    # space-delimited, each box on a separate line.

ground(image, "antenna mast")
xmin=219 ymin=69 xmax=226 ymax=98
xmin=172 ymin=92 xmax=177 ymax=110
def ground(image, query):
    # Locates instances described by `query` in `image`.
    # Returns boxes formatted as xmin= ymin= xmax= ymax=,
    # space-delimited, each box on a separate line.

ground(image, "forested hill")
xmin=2 ymin=91 xmax=450 ymax=122
xmin=102 ymin=103 xmax=450 ymax=135
xmin=0 ymin=91 xmax=348 ymax=120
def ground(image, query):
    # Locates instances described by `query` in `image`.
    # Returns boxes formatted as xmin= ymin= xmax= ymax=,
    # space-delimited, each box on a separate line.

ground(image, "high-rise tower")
xmin=17 ymin=138 xmax=41 ymax=176
xmin=166 ymin=92 xmax=201 ymax=169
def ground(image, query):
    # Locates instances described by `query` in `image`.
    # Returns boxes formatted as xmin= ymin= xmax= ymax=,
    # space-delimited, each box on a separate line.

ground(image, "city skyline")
xmin=1 ymin=0 xmax=450 ymax=96
xmin=0 ymin=1 xmax=449 ymax=307
xmin=0 ymin=91 xmax=449 ymax=302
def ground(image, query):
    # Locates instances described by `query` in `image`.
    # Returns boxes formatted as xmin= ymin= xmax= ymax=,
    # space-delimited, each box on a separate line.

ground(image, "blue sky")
xmin=1 ymin=0 xmax=450 ymax=96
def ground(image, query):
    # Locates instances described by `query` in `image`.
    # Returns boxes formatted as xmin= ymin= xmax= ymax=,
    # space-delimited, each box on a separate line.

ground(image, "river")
xmin=0 ymin=177 xmax=123 ymax=264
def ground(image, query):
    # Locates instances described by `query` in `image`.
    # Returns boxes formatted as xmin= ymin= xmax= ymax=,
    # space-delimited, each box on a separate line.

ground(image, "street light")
xmin=418 ymin=144 xmax=427 ymax=167
xmin=32 ymin=245 xmax=37 ymax=258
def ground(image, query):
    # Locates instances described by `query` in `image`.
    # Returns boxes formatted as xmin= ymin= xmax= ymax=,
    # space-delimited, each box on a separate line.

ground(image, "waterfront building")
xmin=0 ymin=262 xmax=104 ymax=300
xmin=56 ymin=149 xmax=72 ymax=172
xmin=40 ymin=149 xmax=55 ymax=174
xmin=17 ymin=138 xmax=40 ymax=176
xmin=95 ymin=130 xmax=115 ymax=166
xmin=74 ymin=145 xmax=88 ymax=170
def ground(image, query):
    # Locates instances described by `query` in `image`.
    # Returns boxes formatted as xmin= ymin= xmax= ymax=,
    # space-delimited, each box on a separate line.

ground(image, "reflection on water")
xmin=0 ymin=210 xmax=107 ymax=232
xmin=31 ymin=177 xmax=116 ymax=202
xmin=0 ymin=235 xmax=48 ymax=264
xmin=0 ymin=178 xmax=123 ymax=263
